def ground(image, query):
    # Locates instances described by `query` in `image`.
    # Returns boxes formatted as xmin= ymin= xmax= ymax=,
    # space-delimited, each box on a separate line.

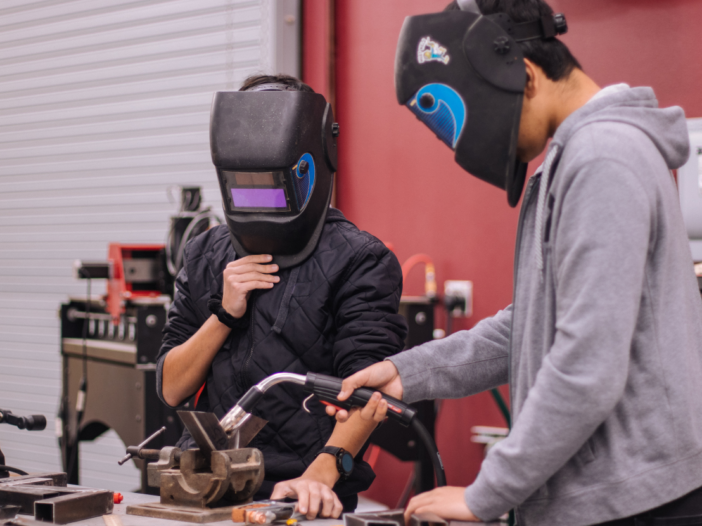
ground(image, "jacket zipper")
xmin=507 ymin=175 xmax=539 ymax=428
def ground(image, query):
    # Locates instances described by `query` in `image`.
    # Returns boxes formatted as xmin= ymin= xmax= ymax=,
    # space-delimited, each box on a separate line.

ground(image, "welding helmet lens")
xmin=224 ymin=155 xmax=317 ymax=214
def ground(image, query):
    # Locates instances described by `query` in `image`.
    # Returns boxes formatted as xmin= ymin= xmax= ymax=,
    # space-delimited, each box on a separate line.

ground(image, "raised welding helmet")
xmin=395 ymin=0 xmax=567 ymax=206
xmin=210 ymin=85 xmax=338 ymax=269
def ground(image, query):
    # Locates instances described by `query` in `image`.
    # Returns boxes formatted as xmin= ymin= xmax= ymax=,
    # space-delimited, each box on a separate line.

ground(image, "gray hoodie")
xmin=389 ymin=86 xmax=702 ymax=525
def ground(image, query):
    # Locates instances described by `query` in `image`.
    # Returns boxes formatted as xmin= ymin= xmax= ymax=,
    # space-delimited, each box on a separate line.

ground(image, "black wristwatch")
xmin=316 ymin=446 xmax=354 ymax=479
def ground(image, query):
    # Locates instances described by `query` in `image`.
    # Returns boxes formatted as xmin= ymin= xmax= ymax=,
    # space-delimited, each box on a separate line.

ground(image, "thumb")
xmin=338 ymin=370 xmax=369 ymax=401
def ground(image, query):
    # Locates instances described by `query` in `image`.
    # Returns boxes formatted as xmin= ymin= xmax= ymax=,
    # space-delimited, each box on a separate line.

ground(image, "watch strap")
xmin=316 ymin=446 xmax=342 ymax=458
xmin=207 ymin=293 xmax=249 ymax=329
xmin=316 ymin=446 xmax=353 ymax=479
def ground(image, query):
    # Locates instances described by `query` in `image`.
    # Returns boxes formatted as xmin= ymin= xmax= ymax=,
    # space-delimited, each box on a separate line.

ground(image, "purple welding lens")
xmin=231 ymin=188 xmax=287 ymax=209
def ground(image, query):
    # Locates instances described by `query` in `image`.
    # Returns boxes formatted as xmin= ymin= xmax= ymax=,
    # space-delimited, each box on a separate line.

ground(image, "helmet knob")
xmin=419 ymin=93 xmax=435 ymax=109
xmin=553 ymin=13 xmax=568 ymax=35
xmin=493 ymin=36 xmax=511 ymax=55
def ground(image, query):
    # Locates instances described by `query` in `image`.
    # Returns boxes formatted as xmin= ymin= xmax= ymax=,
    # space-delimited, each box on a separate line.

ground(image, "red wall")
xmin=305 ymin=0 xmax=702 ymax=508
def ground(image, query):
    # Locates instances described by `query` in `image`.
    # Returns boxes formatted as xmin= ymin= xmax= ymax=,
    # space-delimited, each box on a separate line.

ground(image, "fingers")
xmin=305 ymin=484 xmax=322 ymax=519
xmin=404 ymin=493 xmax=424 ymax=524
xmin=359 ymin=391 xmax=388 ymax=422
xmin=275 ymin=479 xmax=342 ymax=520
xmin=226 ymin=277 xmax=279 ymax=292
xmin=304 ymin=483 xmax=341 ymax=519
xmin=319 ymin=485 xmax=342 ymax=518
xmin=270 ymin=481 xmax=292 ymax=500
xmin=226 ymin=255 xmax=278 ymax=275
xmin=224 ymin=270 xmax=280 ymax=288
xmin=405 ymin=488 xmax=441 ymax=523
xmin=294 ymin=483 xmax=310 ymax=516
xmin=404 ymin=487 xmax=479 ymax=523
xmin=225 ymin=264 xmax=280 ymax=279
xmin=330 ymin=490 xmax=343 ymax=518
xmin=225 ymin=269 xmax=280 ymax=282
xmin=326 ymin=406 xmax=351 ymax=422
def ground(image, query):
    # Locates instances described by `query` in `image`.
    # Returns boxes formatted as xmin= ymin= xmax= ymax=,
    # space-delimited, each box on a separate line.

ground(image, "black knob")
xmin=419 ymin=93 xmax=435 ymax=109
xmin=22 ymin=415 xmax=46 ymax=431
xmin=298 ymin=160 xmax=309 ymax=174
xmin=553 ymin=13 xmax=568 ymax=35
xmin=331 ymin=123 xmax=340 ymax=137
xmin=494 ymin=36 xmax=511 ymax=55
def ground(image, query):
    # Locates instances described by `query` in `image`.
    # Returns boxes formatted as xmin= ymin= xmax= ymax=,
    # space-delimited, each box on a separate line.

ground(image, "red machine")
xmin=106 ymin=244 xmax=168 ymax=323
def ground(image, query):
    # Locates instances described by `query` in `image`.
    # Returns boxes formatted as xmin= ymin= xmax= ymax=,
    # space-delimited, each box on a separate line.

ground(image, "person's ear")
xmin=523 ymin=58 xmax=539 ymax=100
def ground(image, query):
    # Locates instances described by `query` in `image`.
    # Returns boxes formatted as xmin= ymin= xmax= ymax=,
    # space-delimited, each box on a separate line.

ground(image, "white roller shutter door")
xmin=0 ymin=0 xmax=299 ymax=491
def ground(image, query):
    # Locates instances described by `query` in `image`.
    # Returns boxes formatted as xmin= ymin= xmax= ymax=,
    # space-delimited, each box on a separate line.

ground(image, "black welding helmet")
xmin=210 ymin=88 xmax=338 ymax=269
xmin=395 ymin=0 xmax=567 ymax=206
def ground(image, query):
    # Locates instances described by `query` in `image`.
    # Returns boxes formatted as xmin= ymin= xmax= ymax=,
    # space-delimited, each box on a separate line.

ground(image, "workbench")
xmin=53 ymin=492 xmax=500 ymax=526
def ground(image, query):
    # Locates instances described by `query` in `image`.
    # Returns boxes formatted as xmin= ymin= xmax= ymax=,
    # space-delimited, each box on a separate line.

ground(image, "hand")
xmin=271 ymin=478 xmax=343 ymax=520
xmin=222 ymin=255 xmax=279 ymax=319
xmin=325 ymin=361 xmax=403 ymax=422
xmin=404 ymin=486 xmax=482 ymax=524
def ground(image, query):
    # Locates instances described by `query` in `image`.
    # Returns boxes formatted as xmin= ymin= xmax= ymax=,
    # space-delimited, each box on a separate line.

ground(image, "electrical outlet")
xmin=444 ymin=280 xmax=473 ymax=317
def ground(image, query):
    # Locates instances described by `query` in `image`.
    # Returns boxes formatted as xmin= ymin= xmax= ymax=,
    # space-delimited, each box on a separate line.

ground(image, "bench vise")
xmin=122 ymin=411 xmax=266 ymax=522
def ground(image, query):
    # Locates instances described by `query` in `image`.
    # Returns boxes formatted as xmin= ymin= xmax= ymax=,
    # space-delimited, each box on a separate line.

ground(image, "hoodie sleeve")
xmin=464 ymin=158 xmax=651 ymax=521
xmin=388 ymin=306 xmax=512 ymax=403
xmin=331 ymin=239 xmax=408 ymax=378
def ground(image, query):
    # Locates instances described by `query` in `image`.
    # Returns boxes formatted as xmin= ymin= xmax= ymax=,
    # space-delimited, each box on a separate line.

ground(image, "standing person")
xmin=157 ymin=74 xmax=407 ymax=519
xmin=329 ymin=1 xmax=702 ymax=524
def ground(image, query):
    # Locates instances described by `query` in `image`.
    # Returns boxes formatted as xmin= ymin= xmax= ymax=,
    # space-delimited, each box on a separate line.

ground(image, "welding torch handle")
xmin=304 ymin=373 xmax=417 ymax=427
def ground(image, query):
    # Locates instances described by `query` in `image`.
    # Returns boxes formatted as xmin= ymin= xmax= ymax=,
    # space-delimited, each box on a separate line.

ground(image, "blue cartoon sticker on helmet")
xmin=407 ymin=84 xmax=467 ymax=149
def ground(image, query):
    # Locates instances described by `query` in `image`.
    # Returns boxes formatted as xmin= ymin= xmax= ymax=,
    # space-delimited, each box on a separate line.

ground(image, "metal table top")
xmin=19 ymin=492 xmax=499 ymax=526
xmin=67 ymin=492 xmax=365 ymax=526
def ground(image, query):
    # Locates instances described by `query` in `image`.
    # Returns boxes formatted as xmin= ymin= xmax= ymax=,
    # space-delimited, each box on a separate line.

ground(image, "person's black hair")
xmin=239 ymin=73 xmax=314 ymax=92
xmin=445 ymin=0 xmax=581 ymax=81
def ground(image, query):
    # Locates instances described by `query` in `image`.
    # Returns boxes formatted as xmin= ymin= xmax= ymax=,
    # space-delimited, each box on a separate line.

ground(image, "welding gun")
xmin=220 ymin=372 xmax=446 ymax=487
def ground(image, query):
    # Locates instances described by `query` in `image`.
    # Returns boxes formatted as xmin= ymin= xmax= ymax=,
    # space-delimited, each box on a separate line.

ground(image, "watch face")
xmin=340 ymin=452 xmax=354 ymax=474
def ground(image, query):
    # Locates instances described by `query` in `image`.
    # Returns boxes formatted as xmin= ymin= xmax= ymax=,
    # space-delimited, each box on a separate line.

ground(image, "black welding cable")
xmin=0 ymin=465 xmax=28 ymax=476
xmin=410 ymin=417 xmax=446 ymax=487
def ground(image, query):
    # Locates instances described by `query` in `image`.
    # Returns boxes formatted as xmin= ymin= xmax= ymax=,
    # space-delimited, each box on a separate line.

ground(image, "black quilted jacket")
xmin=156 ymin=208 xmax=407 ymax=505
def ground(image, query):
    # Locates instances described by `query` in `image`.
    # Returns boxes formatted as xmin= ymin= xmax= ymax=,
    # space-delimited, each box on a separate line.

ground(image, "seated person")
xmin=156 ymin=74 xmax=407 ymax=518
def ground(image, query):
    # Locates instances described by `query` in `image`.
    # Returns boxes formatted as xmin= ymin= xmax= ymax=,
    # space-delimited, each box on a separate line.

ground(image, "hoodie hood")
xmin=552 ymin=85 xmax=690 ymax=170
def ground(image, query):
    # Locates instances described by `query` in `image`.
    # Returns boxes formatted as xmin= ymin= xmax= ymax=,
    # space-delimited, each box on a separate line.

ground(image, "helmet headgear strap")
xmin=458 ymin=0 xmax=568 ymax=42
